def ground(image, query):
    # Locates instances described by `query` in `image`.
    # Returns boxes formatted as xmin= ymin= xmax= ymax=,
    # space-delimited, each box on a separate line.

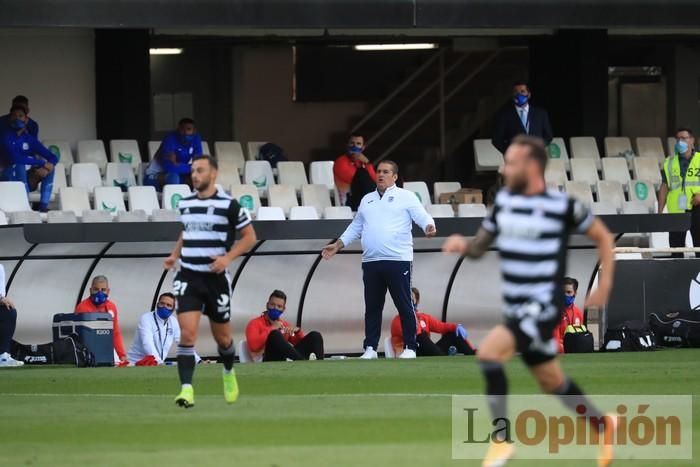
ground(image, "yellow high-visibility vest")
xmin=663 ymin=153 xmax=700 ymax=213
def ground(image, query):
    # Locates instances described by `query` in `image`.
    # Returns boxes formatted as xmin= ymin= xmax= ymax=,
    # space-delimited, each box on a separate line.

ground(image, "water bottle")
xmin=448 ymin=345 xmax=458 ymax=356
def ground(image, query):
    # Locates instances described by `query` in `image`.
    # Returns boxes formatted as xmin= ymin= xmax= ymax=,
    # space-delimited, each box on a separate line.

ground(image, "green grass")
xmin=0 ymin=350 xmax=698 ymax=466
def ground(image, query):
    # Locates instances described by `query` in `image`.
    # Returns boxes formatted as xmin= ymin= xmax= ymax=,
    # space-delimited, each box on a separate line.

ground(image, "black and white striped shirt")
xmin=482 ymin=189 xmax=593 ymax=317
xmin=178 ymin=191 xmax=252 ymax=273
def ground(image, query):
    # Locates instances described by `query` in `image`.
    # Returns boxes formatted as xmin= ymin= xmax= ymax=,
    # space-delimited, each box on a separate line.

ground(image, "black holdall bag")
xmin=53 ymin=334 xmax=96 ymax=367
xmin=10 ymin=340 xmax=54 ymax=365
xmin=649 ymin=311 xmax=700 ymax=348
xmin=603 ymin=320 xmax=656 ymax=352
xmin=563 ymin=325 xmax=594 ymax=353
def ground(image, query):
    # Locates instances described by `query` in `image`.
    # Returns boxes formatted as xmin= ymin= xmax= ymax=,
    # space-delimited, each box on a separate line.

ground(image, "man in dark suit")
xmin=492 ymin=81 xmax=553 ymax=154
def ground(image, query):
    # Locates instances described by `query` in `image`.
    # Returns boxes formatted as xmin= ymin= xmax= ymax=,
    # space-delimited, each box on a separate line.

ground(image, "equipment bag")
xmin=603 ymin=320 xmax=655 ymax=352
xmin=649 ymin=311 xmax=700 ymax=348
xmin=10 ymin=340 xmax=54 ymax=365
xmin=563 ymin=325 xmax=594 ymax=353
xmin=53 ymin=334 xmax=96 ymax=367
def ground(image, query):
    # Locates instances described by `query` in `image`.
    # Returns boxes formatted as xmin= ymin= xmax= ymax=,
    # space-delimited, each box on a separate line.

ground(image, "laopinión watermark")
xmin=452 ymin=395 xmax=692 ymax=460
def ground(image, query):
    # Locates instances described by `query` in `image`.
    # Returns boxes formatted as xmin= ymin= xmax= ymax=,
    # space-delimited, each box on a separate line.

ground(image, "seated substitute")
xmin=0 ymin=95 xmax=39 ymax=137
xmin=0 ymin=264 xmax=23 ymax=367
xmin=553 ymin=277 xmax=584 ymax=353
xmin=144 ymin=117 xmax=203 ymax=191
xmin=75 ymin=275 xmax=127 ymax=364
xmin=333 ymin=133 xmax=377 ymax=208
xmin=127 ymin=292 xmax=200 ymax=366
xmin=0 ymin=104 xmax=57 ymax=212
xmin=245 ymin=290 xmax=324 ymax=362
xmin=391 ymin=287 xmax=475 ymax=357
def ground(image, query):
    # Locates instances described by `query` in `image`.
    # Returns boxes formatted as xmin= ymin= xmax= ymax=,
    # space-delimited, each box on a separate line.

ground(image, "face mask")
xmin=267 ymin=308 xmax=283 ymax=321
xmin=348 ymin=145 xmax=362 ymax=154
xmin=90 ymin=290 xmax=108 ymax=306
xmin=564 ymin=295 xmax=576 ymax=307
xmin=11 ymin=119 xmax=26 ymax=130
xmin=676 ymin=141 xmax=689 ymax=155
xmin=183 ymin=134 xmax=195 ymax=143
xmin=156 ymin=306 xmax=173 ymax=320
xmin=514 ymin=94 xmax=529 ymax=107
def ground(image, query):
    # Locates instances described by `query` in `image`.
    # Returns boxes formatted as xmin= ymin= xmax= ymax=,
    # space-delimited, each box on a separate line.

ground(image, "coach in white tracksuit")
xmin=127 ymin=292 xmax=199 ymax=365
xmin=322 ymin=160 xmax=436 ymax=359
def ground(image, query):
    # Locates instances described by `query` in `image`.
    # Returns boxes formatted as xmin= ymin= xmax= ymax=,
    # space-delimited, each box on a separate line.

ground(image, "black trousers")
xmin=263 ymin=330 xmax=324 ymax=362
xmin=0 ymin=305 xmax=17 ymax=354
xmin=669 ymin=206 xmax=700 ymax=258
xmin=416 ymin=332 xmax=475 ymax=357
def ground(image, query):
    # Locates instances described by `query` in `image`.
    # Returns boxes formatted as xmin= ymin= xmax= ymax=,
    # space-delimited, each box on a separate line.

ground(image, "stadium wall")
xmin=0 ymin=28 xmax=96 ymax=146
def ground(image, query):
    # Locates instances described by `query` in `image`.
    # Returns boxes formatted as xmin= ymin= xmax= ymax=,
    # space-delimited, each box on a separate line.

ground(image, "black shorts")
xmin=504 ymin=302 xmax=561 ymax=367
xmin=173 ymin=268 xmax=232 ymax=323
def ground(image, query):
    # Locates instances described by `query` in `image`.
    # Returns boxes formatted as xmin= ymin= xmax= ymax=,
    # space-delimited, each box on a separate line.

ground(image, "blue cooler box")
xmin=52 ymin=313 xmax=114 ymax=366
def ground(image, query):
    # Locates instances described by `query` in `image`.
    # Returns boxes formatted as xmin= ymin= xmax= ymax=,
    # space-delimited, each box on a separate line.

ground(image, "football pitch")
xmin=1 ymin=350 xmax=698 ymax=467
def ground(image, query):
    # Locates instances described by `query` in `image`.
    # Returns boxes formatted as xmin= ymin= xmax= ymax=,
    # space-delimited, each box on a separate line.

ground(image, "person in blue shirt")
xmin=144 ymin=117 xmax=203 ymax=191
xmin=0 ymin=96 xmax=39 ymax=137
xmin=0 ymin=105 xmax=57 ymax=212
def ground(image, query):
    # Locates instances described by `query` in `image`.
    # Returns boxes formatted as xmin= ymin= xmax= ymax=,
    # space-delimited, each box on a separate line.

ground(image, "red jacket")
xmin=75 ymin=298 xmax=126 ymax=360
xmin=245 ymin=314 xmax=305 ymax=355
xmin=333 ymin=154 xmax=377 ymax=193
xmin=553 ymin=304 xmax=584 ymax=353
xmin=391 ymin=311 xmax=459 ymax=352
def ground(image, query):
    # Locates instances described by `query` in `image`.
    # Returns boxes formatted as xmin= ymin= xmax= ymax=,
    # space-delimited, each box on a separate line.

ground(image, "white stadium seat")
xmin=237 ymin=340 xmax=253 ymax=363
xmin=433 ymin=181 xmax=461 ymax=204
xmin=403 ymin=181 xmax=431 ymax=207
xmin=622 ymin=201 xmax=650 ymax=214
xmin=591 ymin=201 xmax=618 ymax=215
xmin=301 ymin=184 xmax=332 ymax=218
xmin=42 ymin=140 xmax=74 ymax=170
xmin=601 ymin=157 xmax=631 ymax=187
xmin=200 ymin=141 xmax=211 ymax=156
xmin=104 ymin=163 xmax=137 ymax=188
xmin=666 ymin=137 xmax=676 ymax=159
xmin=94 ymin=186 xmax=126 ymax=215
xmin=309 ymin=161 xmax=339 ymax=205
xmin=109 ymin=140 xmax=141 ymax=173
xmin=247 ymin=141 xmax=267 ymax=161
xmin=268 ymin=185 xmax=299 ymax=217
xmin=162 ymin=184 xmax=192 ymax=210
xmin=323 ymin=206 xmax=353 ymax=219
xmin=628 ymin=180 xmax=658 ymax=213
xmin=256 ymin=206 xmax=285 ymax=221
xmin=547 ymin=137 xmax=571 ymax=171
xmin=128 ymin=186 xmax=159 ymax=215
xmin=148 ymin=141 xmax=160 ymax=160
xmin=81 ymin=210 xmax=113 ymax=223
xmin=596 ymin=181 xmax=625 ymax=212
xmin=427 ymin=204 xmax=454 ymax=218
xmin=544 ymin=159 xmax=568 ymax=189
xmin=473 ymin=139 xmax=503 ymax=171
xmin=635 ymin=137 xmax=665 ymax=166
xmin=457 ymin=203 xmax=487 ymax=218
xmin=117 ymin=210 xmax=148 ymax=222
xmin=277 ymin=161 xmax=308 ymax=192
xmin=70 ymin=163 xmax=103 ymax=193
xmin=569 ymin=136 xmax=602 ymax=170
xmin=217 ymin=160 xmax=242 ymax=189
xmin=570 ymin=158 xmax=600 ymax=190
xmin=151 ymin=209 xmax=180 ymax=222
xmin=244 ymin=160 xmax=275 ymax=197
xmin=604 ymin=136 xmax=633 ymax=158
xmin=9 ymin=211 xmax=42 ymax=224
xmin=59 ymin=187 xmax=91 ymax=216
xmin=47 ymin=210 xmax=78 ymax=223
xmin=0 ymin=211 xmax=7 ymax=225
xmin=77 ymin=140 xmax=108 ymax=173
xmin=0 ymin=181 xmax=31 ymax=212
xmin=214 ymin=141 xmax=246 ymax=172
xmin=632 ymin=157 xmax=662 ymax=188
xmin=564 ymin=181 xmax=594 ymax=207
xmin=289 ymin=206 xmax=320 ymax=220
xmin=230 ymin=185 xmax=262 ymax=216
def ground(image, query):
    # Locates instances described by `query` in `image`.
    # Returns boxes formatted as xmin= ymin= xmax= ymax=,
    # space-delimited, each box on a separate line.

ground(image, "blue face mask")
xmin=267 ymin=308 xmax=283 ymax=321
xmin=348 ymin=145 xmax=362 ymax=154
xmin=514 ymin=94 xmax=529 ymax=107
xmin=676 ymin=141 xmax=689 ymax=155
xmin=564 ymin=295 xmax=576 ymax=307
xmin=156 ymin=306 xmax=173 ymax=320
xmin=11 ymin=119 xmax=26 ymax=130
xmin=183 ymin=134 xmax=195 ymax=143
xmin=90 ymin=290 xmax=108 ymax=306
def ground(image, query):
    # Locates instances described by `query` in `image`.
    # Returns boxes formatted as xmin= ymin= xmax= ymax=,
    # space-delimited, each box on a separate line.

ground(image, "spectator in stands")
xmin=658 ymin=127 xmax=700 ymax=258
xmin=127 ymin=292 xmax=200 ymax=366
xmin=553 ymin=277 xmax=584 ymax=353
xmin=75 ymin=275 xmax=127 ymax=364
xmin=491 ymin=81 xmax=553 ymax=154
xmin=391 ymin=287 xmax=475 ymax=356
xmin=245 ymin=290 xmax=324 ymax=362
xmin=0 ymin=105 xmax=57 ymax=212
xmin=333 ymin=133 xmax=377 ymax=209
xmin=0 ymin=95 xmax=39 ymax=137
xmin=0 ymin=264 xmax=23 ymax=367
xmin=144 ymin=117 xmax=203 ymax=191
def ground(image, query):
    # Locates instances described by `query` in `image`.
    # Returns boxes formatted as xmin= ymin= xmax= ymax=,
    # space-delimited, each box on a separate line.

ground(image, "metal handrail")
xmin=374 ymin=49 xmax=501 ymax=163
xmin=350 ymin=49 xmax=444 ymax=134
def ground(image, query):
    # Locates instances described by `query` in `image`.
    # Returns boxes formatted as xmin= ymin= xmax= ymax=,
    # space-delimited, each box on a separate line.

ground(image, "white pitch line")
xmin=1 ymin=392 xmax=456 ymax=399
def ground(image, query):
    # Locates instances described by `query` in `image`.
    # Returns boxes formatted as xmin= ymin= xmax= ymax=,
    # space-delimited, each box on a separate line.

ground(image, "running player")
xmin=164 ymin=155 xmax=257 ymax=408
xmin=443 ymin=135 xmax=616 ymax=467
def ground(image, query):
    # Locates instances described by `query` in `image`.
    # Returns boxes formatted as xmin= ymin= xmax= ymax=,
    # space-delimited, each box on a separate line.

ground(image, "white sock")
xmin=181 ymin=383 xmax=193 ymax=389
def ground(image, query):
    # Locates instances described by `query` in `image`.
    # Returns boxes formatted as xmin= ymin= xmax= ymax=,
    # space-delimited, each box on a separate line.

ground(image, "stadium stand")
xmin=635 ymin=137 xmax=666 ymax=166
xmin=596 ymin=180 xmax=625 ymax=213
xmin=544 ymin=158 xmax=568 ymax=189
xmin=109 ymin=140 xmax=142 ymax=172
xmin=547 ymin=137 xmax=571 ymax=171
xmin=151 ymin=209 xmax=180 ymax=222
xmin=427 ymin=204 xmax=454 ymax=218
xmin=105 ymin=162 xmax=137 ymax=189
xmin=403 ymin=181 xmax=431 ymax=207
xmin=591 ymin=201 xmax=618 ymax=215
xmin=0 ymin=182 xmax=32 ymax=212
xmin=628 ymin=180 xmax=658 ymax=212
xmin=244 ymin=160 xmax=275 ymax=197
xmin=10 ymin=210 xmax=42 ymax=224
xmin=309 ymin=161 xmax=339 ymax=205
xmin=58 ymin=187 xmax=91 ymax=216
xmin=29 ymin=162 xmax=66 ymax=203
xmin=570 ymin=158 xmax=600 ymax=191
xmin=604 ymin=136 xmax=633 ymax=158
xmin=47 ymin=210 xmax=78 ymax=223
xmin=457 ymin=203 xmax=487 ymax=217
xmin=473 ymin=139 xmax=503 ymax=171
xmin=323 ymin=206 xmax=353 ymax=219
xmin=128 ymin=186 xmax=159 ymax=215
xmin=569 ymin=136 xmax=602 ymax=170
xmin=217 ymin=160 xmax=243 ymax=188
xmin=77 ymin=140 xmax=109 ymax=174
xmin=601 ymin=157 xmax=631 ymax=189
xmin=201 ymin=141 xmax=211 ymax=156
xmin=82 ymin=210 xmax=113 ymax=223
xmin=289 ymin=206 xmax=320 ymax=220
xmin=214 ymin=141 xmax=246 ymax=173
xmin=622 ymin=200 xmax=650 ymax=214
xmin=632 ymin=157 xmax=663 ymax=188
xmin=564 ymin=180 xmax=594 ymax=207
xmin=433 ymin=181 xmax=461 ymax=203
xmin=230 ymin=184 xmax=262 ymax=216
xmin=257 ymin=206 xmax=285 ymax=220
xmin=94 ymin=186 xmax=126 ymax=215
xmin=268 ymin=184 xmax=299 ymax=217
xmin=147 ymin=141 xmax=159 ymax=160
xmin=666 ymin=136 xmax=676 ymax=158
xmin=0 ymin=211 xmax=7 ymax=225
xmin=162 ymin=184 xmax=191 ymax=210
xmin=301 ymin=184 xmax=332 ymax=218
xmin=117 ymin=210 xmax=148 ymax=222
xmin=246 ymin=141 xmax=267 ymax=161
xmin=277 ymin=161 xmax=309 ymax=193
xmin=42 ymin=140 xmax=74 ymax=170
xmin=70 ymin=163 xmax=103 ymax=193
